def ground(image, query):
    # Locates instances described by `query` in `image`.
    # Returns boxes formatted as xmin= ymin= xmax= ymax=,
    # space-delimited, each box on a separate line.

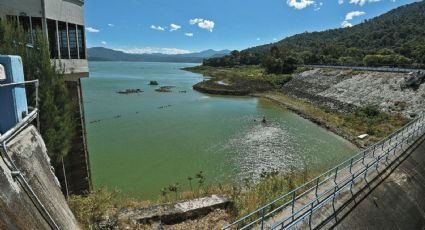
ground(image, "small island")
xmin=149 ymin=80 xmax=159 ymax=86
xmin=155 ymin=86 xmax=175 ymax=93
xmin=117 ymin=89 xmax=144 ymax=94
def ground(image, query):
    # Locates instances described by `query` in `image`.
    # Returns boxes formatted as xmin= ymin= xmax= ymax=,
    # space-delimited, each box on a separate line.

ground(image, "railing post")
xmin=349 ymin=158 xmax=353 ymax=174
xmin=260 ymin=208 xmax=265 ymax=230
xmin=315 ymin=177 xmax=320 ymax=198
xmin=291 ymin=191 xmax=296 ymax=221
xmin=362 ymin=151 xmax=367 ymax=164
xmin=334 ymin=166 xmax=339 ymax=184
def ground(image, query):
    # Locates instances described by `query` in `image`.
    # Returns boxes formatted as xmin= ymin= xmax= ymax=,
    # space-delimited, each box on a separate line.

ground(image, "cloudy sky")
xmin=84 ymin=0 xmax=418 ymax=54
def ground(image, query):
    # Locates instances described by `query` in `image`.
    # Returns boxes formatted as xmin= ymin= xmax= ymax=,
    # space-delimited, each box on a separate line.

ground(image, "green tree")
xmin=0 ymin=20 xmax=75 ymax=164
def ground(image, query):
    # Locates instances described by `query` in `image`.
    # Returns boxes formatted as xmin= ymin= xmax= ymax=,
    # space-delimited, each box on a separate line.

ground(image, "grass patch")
xmin=68 ymin=169 xmax=321 ymax=229
xmin=184 ymin=65 xmax=292 ymax=88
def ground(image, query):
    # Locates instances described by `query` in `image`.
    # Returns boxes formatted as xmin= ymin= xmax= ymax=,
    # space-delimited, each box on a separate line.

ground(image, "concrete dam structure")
xmin=0 ymin=126 xmax=80 ymax=229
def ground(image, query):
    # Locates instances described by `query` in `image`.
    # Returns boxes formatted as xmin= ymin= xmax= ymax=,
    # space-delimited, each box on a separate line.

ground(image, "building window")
xmin=18 ymin=16 xmax=32 ymax=42
xmin=58 ymin=21 xmax=69 ymax=59
xmin=31 ymin=17 xmax=42 ymax=42
xmin=6 ymin=15 xmax=18 ymax=26
xmin=77 ymin=25 xmax=86 ymax=59
xmin=68 ymin=23 xmax=78 ymax=59
xmin=18 ymin=16 xmax=30 ymax=32
xmin=47 ymin=19 xmax=59 ymax=59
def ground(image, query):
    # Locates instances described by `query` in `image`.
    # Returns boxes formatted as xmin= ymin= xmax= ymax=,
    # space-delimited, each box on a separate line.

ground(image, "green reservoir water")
xmin=82 ymin=61 xmax=358 ymax=199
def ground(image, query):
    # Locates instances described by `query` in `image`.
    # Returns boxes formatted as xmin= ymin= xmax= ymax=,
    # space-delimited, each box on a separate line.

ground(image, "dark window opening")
xmin=6 ymin=15 xmax=18 ymax=26
xmin=47 ymin=19 xmax=59 ymax=59
xmin=31 ymin=17 xmax=42 ymax=41
xmin=18 ymin=16 xmax=31 ymax=42
xmin=68 ymin=23 xmax=78 ymax=59
xmin=77 ymin=25 xmax=86 ymax=59
xmin=58 ymin=21 xmax=69 ymax=59
xmin=18 ymin=16 xmax=30 ymax=32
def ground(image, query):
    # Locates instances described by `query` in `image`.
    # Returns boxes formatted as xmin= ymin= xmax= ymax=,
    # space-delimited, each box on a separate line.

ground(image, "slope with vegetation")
xmin=205 ymin=1 xmax=425 ymax=69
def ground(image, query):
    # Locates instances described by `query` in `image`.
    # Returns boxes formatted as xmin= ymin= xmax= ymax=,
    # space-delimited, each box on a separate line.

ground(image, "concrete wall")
xmin=0 ymin=0 xmax=43 ymax=19
xmin=334 ymin=135 xmax=425 ymax=230
xmin=52 ymin=59 xmax=89 ymax=75
xmin=0 ymin=126 xmax=80 ymax=229
xmin=44 ymin=0 xmax=84 ymax=25
xmin=55 ymin=79 xmax=91 ymax=196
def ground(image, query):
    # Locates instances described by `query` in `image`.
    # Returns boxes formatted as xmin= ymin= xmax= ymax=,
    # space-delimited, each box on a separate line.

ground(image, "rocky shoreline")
xmin=254 ymin=93 xmax=362 ymax=148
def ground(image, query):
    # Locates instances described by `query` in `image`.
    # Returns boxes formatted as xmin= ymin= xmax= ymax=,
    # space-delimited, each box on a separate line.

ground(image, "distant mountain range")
xmin=87 ymin=47 xmax=231 ymax=63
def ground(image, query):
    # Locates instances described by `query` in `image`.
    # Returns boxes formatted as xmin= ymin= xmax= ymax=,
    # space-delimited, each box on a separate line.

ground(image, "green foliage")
xmin=68 ymin=188 xmax=118 ymax=229
xmin=363 ymin=53 xmax=412 ymax=67
xmin=261 ymin=46 xmax=299 ymax=74
xmin=185 ymin=65 xmax=292 ymax=88
xmin=204 ymin=1 xmax=425 ymax=68
xmin=0 ymin=20 xmax=75 ymax=163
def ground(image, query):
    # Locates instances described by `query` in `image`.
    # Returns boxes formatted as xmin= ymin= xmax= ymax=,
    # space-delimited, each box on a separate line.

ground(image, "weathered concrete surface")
xmin=286 ymin=68 xmax=425 ymax=117
xmin=119 ymin=195 xmax=231 ymax=225
xmin=334 ymin=135 xmax=425 ymax=229
xmin=0 ymin=126 xmax=80 ymax=229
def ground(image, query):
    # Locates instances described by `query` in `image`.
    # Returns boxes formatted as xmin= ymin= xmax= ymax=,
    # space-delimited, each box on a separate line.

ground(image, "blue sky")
xmin=84 ymin=0 xmax=418 ymax=54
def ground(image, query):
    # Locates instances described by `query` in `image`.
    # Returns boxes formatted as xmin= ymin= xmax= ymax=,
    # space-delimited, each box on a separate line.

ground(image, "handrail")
xmin=0 ymin=79 xmax=40 ymax=132
xmin=0 ymin=79 xmax=60 ymax=229
xmin=223 ymin=113 xmax=425 ymax=230
xmin=303 ymin=65 xmax=425 ymax=73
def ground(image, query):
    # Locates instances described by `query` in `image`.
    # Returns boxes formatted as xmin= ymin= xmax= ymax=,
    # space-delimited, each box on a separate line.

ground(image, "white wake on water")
xmin=222 ymin=122 xmax=307 ymax=183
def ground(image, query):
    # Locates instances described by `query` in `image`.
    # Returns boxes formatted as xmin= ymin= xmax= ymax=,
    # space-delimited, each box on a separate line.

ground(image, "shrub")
xmin=68 ymin=189 xmax=118 ymax=229
xmin=0 ymin=21 xmax=75 ymax=164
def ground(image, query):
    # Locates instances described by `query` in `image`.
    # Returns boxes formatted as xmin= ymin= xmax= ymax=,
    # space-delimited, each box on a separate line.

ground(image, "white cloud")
xmin=86 ymin=27 xmax=100 ymax=33
xmin=286 ymin=0 xmax=315 ymax=10
xmin=341 ymin=11 xmax=366 ymax=28
xmin=101 ymin=41 xmax=107 ymax=45
xmin=349 ymin=0 xmax=381 ymax=6
xmin=189 ymin=18 xmax=204 ymax=25
xmin=150 ymin=25 xmax=165 ymax=31
xmin=345 ymin=11 xmax=366 ymax=20
xmin=108 ymin=23 xmax=114 ymax=27
xmin=314 ymin=2 xmax=323 ymax=11
xmin=189 ymin=18 xmax=215 ymax=32
xmin=185 ymin=33 xmax=194 ymax=37
xmin=170 ymin=24 xmax=181 ymax=31
xmin=116 ymin=47 xmax=192 ymax=55
xmin=257 ymin=38 xmax=261 ymax=41
xmin=338 ymin=0 xmax=344 ymax=4
xmin=341 ymin=20 xmax=353 ymax=27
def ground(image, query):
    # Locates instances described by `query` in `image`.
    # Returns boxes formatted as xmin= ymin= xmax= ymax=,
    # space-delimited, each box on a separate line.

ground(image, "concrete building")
xmin=0 ymin=0 xmax=88 ymax=76
xmin=0 ymin=0 xmax=91 ymax=195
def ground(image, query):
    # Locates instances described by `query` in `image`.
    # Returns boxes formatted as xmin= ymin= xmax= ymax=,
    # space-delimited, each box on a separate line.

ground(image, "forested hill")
xmin=204 ymin=1 xmax=425 ymax=69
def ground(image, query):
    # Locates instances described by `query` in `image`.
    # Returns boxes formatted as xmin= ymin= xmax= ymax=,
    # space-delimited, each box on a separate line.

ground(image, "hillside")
xmin=88 ymin=47 xmax=230 ymax=63
xmin=205 ymin=1 xmax=425 ymax=68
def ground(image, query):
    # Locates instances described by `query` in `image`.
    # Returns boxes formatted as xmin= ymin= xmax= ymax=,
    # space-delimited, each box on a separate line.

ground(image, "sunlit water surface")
xmin=82 ymin=61 xmax=358 ymax=199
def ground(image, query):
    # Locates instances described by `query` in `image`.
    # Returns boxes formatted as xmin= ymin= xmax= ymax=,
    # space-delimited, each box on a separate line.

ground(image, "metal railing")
xmin=0 ymin=80 xmax=60 ymax=230
xmin=303 ymin=65 xmax=425 ymax=73
xmin=223 ymin=113 xmax=425 ymax=230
